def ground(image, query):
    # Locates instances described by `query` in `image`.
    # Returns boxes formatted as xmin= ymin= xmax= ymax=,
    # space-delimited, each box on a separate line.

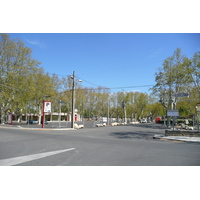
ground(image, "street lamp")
xmin=122 ymin=101 xmax=127 ymax=124
xmin=107 ymin=94 xmax=114 ymax=126
xmin=71 ymin=71 xmax=82 ymax=129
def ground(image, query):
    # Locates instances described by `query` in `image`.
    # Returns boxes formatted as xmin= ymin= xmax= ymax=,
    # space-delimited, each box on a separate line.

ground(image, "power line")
xmin=109 ymin=85 xmax=154 ymax=90
xmin=75 ymin=84 xmax=154 ymax=91
xmin=76 ymin=75 xmax=99 ymax=87
xmin=39 ymin=71 xmax=155 ymax=91
xmin=76 ymin=74 xmax=154 ymax=90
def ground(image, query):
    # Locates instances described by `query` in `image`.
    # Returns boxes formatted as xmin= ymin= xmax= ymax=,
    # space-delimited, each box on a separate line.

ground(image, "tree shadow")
xmin=129 ymin=123 xmax=166 ymax=130
xmin=110 ymin=131 xmax=156 ymax=140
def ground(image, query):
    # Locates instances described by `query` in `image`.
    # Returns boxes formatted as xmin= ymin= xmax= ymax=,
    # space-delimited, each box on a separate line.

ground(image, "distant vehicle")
xmin=27 ymin=119 xmax=37 ymax=124
xmin=155 ymin=117 xmax=161 ymax=123
xmin=147 ymin=119 xmax=151 ymax=123
xmin=41 ymin=120 xmax=48 ymax=125
xmin=96 ymin=123 xmax=106 ymax=127
xmin=140 ymin=118 xmax=147 ymax=123
xmin=110 ymin=122 xmax=120 ymax=126
xmin=102 ymin=117 xmax=107 ymax=123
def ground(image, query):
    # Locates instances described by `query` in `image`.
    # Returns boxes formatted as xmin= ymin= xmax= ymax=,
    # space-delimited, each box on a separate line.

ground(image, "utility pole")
xmin=71 ymin=71 xmax=75 ymax=129
xmin=122 ymin=101 xmax=127 ymax=124
xmin=70 ymin=71 xmax=82 ymax=129
xmin=124 ymin=102 xmax=127 ymax=124
xmin=107 ymin=98 xmax=110 ymax=126
xmin=59 ymin=100 xmax=61 ymax=128
xmin=168 ymin=60 xmax=173 ymax=128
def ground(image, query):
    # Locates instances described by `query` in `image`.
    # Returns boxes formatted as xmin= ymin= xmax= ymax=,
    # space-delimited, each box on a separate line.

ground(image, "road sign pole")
xmin=196 ymin=103 xmax=200 ymax=132
xmin=42 ymin=100 xmax=45 ymax=128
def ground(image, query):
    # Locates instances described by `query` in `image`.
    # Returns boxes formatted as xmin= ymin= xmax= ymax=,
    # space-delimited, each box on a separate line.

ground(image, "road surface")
xmin=0 ymin=123 xmax=200 ymax=166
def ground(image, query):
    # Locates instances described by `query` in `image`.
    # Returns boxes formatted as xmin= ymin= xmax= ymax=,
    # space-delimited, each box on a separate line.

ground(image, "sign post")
xmin=42 ymin=101 xmax=51 ymax=128
xmin=174 ymin=93 xmax=189 ymax=98
xmin=167 ymin=110 xmax=179 ymax=117
xmin=196 ymin=103 xmax=200 ymax=131
xmin=167 ymin=110 xmax=179 ymax=130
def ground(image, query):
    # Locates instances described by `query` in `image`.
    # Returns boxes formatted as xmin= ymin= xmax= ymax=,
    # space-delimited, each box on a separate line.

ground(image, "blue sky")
xmin=9 ymin=33 xmax=200 ymax=93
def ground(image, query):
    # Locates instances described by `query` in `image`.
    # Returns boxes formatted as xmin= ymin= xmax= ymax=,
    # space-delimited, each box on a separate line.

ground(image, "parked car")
xmin=27 ymin=119 xmax=37 ymax=124
xmin=111 ymin=122 xmax=121 ymax=126
xmin=41 ymin=120 xmax=48 ymax=125
xmin=140 ymin=118 xmax=147 ymax=123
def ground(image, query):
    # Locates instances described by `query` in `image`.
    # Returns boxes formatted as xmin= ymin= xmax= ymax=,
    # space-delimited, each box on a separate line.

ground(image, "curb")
xmin=0 ymin=125 xmax=76 ymax=131
xmin=153 ymin=134 xmax=200 ymax=143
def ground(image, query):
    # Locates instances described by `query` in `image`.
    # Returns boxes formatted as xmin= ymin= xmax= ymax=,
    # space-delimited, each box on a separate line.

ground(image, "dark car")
xmin=27 ymin=119 xmax=37 ymax=124
xmin=41 ymin=120 xmax=48 ymax=125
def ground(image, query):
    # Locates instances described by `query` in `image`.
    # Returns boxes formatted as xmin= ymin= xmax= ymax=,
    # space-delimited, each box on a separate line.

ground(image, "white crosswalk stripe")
xmin=0 ymin=148 xmax=76 ymax=166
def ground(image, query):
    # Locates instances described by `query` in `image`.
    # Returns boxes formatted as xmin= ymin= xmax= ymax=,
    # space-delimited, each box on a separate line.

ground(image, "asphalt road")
xmin=0 ymin=123 xmax=200 ymax=166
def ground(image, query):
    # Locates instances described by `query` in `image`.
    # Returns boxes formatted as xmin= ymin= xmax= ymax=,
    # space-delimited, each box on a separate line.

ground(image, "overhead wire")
xmin=45 ymin=72 xmax=155 ymax=91
xmin=76 ymin=74 xmax=154 ymax=90
xmin=76 ymin=75 xmax=99 ymax=87
xmin=45 ymin=59 xmax=164 ymax=90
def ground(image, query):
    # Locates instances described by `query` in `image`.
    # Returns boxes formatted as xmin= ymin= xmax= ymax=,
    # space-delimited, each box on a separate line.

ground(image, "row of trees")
xmin=1 ymin=34 xmax=199 ymax=124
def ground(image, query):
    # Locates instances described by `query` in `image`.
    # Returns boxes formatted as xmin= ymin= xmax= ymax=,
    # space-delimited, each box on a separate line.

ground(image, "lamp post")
xmin=107 ymin=94 xmax=114 ymax=126
xmin=59 ymin=100 xmax=62 ymax=128
xmin=107 ymin=98 xmax=110 ymax=126
xmin=71 ymin=71 xmax=82 ymax=129
xmin=122 ymin=101 xmax=127 ymax=124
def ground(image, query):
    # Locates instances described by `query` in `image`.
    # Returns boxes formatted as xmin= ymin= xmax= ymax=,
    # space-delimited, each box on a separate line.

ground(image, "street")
xmin=0 ymin=123 xmax=200 ymax=166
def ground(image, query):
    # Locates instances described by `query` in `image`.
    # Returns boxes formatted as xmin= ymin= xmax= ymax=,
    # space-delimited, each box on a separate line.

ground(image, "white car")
xmin=141 ymin=118 xmax=147 ymax=123
xmin=110 ymin=122 xmax=120 ymax=126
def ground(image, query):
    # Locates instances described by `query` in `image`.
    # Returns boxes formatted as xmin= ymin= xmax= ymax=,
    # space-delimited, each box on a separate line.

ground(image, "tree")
xmin=187 ymin=51 xmax=200 ymax=97
xmin=0 ymin=34 xmax=41 ymax=123
xmin=151 ymin=48 xmax=200 ymax=118
xmin=0 ymin=33 xmax=57 ymax=124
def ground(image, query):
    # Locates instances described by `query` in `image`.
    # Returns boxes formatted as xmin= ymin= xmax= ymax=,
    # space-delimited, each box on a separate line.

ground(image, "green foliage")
xmin=0 ymin=34 xmax=57 ymax=122
xmin=151 ymin=48 xmax=200 ymax=118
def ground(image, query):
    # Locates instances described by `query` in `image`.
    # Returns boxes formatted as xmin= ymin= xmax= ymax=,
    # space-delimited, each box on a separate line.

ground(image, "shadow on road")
xmin=110 ymin=123 xmax=166 ymax=140
xmin=129 ymin=123 xmax=167 ymax=130
xmin=110 ymin=131 xmax=155 ymax=140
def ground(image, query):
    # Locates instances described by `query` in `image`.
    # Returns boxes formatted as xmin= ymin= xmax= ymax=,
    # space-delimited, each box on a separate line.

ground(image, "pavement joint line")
xmin=0 ymin=148 xmax=76 ymax=166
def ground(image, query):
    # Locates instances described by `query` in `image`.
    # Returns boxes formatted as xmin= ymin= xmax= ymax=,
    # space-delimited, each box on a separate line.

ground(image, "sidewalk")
xmin=0 ymin=123 xmax=75 ymax=131
xmin=153 ymin=134 xmax=200 ymax=143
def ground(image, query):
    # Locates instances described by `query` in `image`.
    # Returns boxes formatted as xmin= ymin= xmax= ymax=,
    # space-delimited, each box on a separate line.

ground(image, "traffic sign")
xmin=174 ymin=93 xmax=189 ymax=97
xmin=43 ymin=101 xmax=51 ymax=113
xmin=167 ymin=110 xmax=179 ymax=116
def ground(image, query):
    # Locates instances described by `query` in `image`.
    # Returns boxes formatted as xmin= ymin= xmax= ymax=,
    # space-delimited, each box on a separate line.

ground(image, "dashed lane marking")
xmin=0 ymin=148 xmax=76 ymax=166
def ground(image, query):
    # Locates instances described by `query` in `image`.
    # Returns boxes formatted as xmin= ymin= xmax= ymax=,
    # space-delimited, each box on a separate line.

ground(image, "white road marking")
xmin=0 ymin=148 xmax=76 ymax=166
